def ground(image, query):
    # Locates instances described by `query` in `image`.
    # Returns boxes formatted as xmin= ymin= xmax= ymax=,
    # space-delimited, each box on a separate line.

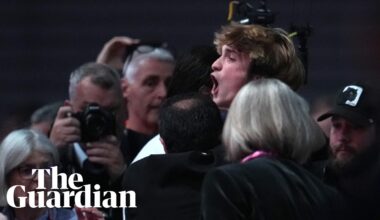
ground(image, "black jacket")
xmin=201 ymin=157 xmax=344 ymax=220
xmin=123 ymin=151 xmax=218 ymax=220
xmin=308 ymin=158 xmax=380 ymax=220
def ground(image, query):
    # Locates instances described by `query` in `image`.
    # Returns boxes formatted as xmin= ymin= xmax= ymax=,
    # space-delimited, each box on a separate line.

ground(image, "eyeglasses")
xmin=15 ymin=163 xmax=55 ymax=180
xmin=123 ymin=42 xmax=170 ymax=71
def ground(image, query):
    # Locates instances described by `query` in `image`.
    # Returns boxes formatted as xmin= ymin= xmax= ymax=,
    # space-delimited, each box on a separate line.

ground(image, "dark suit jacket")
xmin=123 ymin=151 xmax=217 ymax=220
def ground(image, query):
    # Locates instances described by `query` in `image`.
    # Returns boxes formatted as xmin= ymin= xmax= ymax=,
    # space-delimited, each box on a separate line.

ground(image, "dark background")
xmin=0 ymin=0 xmax=379 ymax=138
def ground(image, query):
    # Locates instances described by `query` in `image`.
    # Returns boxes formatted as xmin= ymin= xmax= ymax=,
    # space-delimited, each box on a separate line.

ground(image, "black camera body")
xmin=73 ymin=103 xmax=116 ymax=142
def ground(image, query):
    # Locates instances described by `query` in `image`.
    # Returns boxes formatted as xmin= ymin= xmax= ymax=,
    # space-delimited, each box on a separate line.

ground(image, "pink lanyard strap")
xmin=241 ymin=150 xmax=272 ymax=163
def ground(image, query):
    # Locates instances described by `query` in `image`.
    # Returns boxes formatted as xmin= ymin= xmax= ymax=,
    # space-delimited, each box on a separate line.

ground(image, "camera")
xmin=73 ymin=103 xmax=116 ymax=142
xmin=71 ymin=103 xmax=116 ymax=175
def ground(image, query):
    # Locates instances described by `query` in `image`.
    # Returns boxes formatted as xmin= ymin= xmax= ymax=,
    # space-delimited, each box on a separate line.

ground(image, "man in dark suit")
xmin=123 ymin=93 xmax=223 ymax=220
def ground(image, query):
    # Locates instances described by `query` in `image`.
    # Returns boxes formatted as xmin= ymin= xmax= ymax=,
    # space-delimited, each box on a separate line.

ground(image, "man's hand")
xmin=85 ymin=135 xmax=126 ymax=180
xmin=76 ymin=207 xmax=106 ymax=220
xmin=50 ymin=105 xmax=81 ymax=148
xmin=96 ymin=36 xmax=139 ymax=71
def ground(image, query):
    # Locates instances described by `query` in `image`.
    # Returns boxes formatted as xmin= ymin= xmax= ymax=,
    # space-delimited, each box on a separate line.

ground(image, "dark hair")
xmin=30 ymin=101 xmax=62 ymax=124
xmin=167 ymin=45 xmax=218 ymax=97
xmin=159 ymin=93 xmax=223 ymax=153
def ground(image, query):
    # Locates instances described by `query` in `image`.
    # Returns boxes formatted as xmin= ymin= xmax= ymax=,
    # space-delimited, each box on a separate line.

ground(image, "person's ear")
xmin=121 ymin=79 xmax=130 ymax=99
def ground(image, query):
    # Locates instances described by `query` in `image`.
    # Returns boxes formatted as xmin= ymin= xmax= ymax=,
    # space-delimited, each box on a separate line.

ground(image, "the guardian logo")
xmin=6 ymin=166 xmax=136 ymax=208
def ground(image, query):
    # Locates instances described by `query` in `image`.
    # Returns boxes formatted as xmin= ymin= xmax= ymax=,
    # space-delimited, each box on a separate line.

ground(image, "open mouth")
xmin=210 ymin=74 xmax=218 ymax=96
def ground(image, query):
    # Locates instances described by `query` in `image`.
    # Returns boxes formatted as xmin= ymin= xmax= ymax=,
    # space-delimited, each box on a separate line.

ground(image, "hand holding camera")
xmin=85 ymin=135 xmax=126 ymax=180
xmin=74 ymin=103 xmax=125 ymax=178
xmin=51 ymin=103 xmax=125 ymax=178
xmin=50 ymin=105 xmax=81 ymax=149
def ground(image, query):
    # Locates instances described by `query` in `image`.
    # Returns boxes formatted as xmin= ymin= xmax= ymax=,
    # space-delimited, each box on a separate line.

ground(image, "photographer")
xmin=49 ymin=62 xmax=126 ymax=192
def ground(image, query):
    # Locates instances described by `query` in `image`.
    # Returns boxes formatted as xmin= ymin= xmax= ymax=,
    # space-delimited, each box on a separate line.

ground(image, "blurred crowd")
xmin=1 ymin=22 xmax=380 ymax=220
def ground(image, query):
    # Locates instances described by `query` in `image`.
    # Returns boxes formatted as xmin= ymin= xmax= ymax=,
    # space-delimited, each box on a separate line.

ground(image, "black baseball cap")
xmin=317 ymin=83 xmax=377 ymax=127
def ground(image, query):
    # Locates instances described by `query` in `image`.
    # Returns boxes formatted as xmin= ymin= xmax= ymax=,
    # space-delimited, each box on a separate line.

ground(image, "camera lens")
xmin=85 ymin=113 xmax=107 ymax=139
xmin=77 ymin=103 xmax=116 ymax=142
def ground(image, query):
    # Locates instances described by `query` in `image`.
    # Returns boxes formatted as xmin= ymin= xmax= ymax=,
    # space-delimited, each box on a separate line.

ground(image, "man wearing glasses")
xmin=97 ymin=37 xmax=175 ymax=165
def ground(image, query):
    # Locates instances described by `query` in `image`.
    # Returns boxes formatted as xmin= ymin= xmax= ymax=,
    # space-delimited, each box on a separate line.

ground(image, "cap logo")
xmin=342 ymin=85 xmax=363 ymax=107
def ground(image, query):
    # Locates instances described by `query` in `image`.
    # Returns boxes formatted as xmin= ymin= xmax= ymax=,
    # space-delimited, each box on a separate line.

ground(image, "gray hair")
xmin=223 ymin=79 xmax=325 ymax=163
xmin=122 ymin=48 xmax=175 ymax=83
xmin=0 ymin=129 xmax=59 ymax=206
xmin=69 ymin=62 xmax=122 ymax=100
xmin=30 ymin=101 xmax=62 ymax=124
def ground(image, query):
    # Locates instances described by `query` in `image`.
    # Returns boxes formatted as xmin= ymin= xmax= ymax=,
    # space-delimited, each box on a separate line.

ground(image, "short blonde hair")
xmin=0 ymin=129 xmax=59 ymax=206
xmin=223 ymin=79 xmax=324 ymax=163
xmin=214 ymin=23 xmax=304 ymax=91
